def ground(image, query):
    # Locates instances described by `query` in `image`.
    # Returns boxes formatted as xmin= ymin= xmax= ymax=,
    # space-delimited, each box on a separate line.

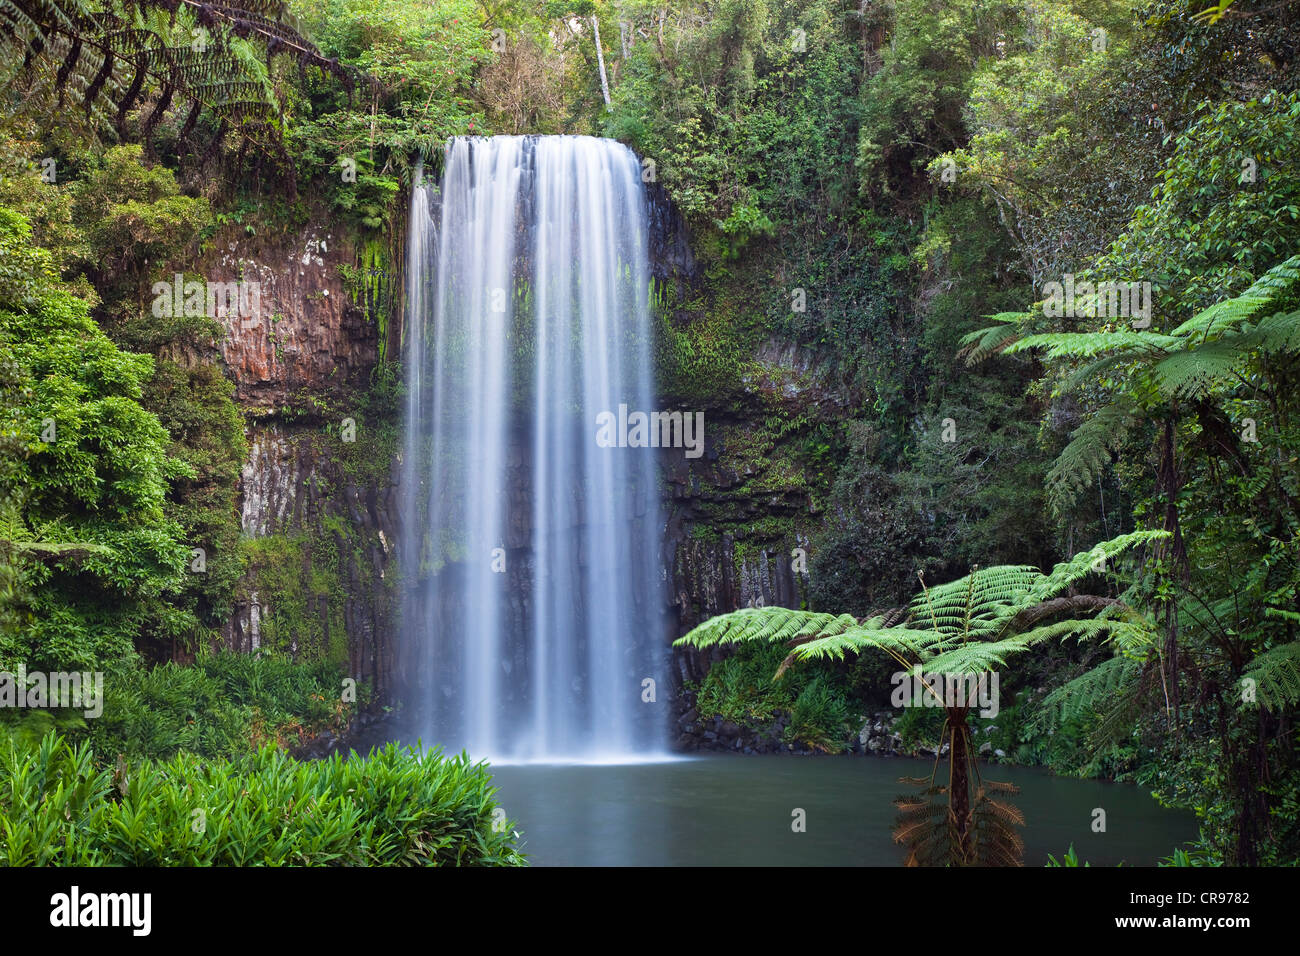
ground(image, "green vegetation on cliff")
xmin=3 ymin=0 xmax=1299 ymax=870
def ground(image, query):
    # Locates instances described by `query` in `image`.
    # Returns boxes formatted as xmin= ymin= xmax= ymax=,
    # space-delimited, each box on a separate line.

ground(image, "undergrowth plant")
xmin=0 ymin=733 xmax=525 ymax=866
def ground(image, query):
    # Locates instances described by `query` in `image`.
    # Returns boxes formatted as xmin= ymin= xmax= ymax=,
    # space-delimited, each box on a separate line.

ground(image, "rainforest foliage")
xmin=1 ymin=0 xmax=1298 ymax=867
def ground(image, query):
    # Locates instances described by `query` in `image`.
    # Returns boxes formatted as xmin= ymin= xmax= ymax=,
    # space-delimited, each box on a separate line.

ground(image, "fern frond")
xmin=923 ymin=628 xmax=1068 ymax=673
xmin=1044 ymin=399 xmax=1144 ymax=517
xmin=1249 ymin=309 xmax=1300 ymax=354
xmin=1241 ymin=641 xmax=1300 ymax=712
xmin=1025 ymin=654 xmax=1143 ymax=737
xmin=1004 ymin=330 xmax=1179 ymax=361
xmin=789 ymin=626 xmax=946 ymax=671
xmin=958 ymin=312 xmax=1029 ymax=364
xmin=1033 ymin=530 xmax=1169 ymax=600
xmin=673 ymin=607 xmax=859 ymax=651
xmin=1171 ymin=254 xmax=1300 ymax=340
xmin=1 ymin=0 xmax=352 ymax=153
xmin=1149 ymin=339 xmax=1249 ymax=399
xmin=1058 ymin=351 xmax=1145 ymax=393
xmin=970 ymin=792 xmax=1025 ymax=867
xmin=908 ymin=565 xmax=1042 ymax=641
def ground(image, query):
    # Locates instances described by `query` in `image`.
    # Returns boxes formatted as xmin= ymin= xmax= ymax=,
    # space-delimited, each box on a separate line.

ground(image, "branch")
xmin=1008 ymin=595 xmax=1126 ymax=632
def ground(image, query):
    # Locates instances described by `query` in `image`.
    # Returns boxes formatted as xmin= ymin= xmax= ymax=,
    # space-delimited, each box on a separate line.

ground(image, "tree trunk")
xmin=591 ymin=16 xmax=611 ymax=107
xmin=947 ymin=710 xmax=972 ymax=863
xmin=1158 ymin=414 xmax=1188 ymax=726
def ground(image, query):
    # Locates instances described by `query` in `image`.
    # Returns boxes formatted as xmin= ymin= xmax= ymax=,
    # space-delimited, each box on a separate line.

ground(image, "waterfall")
xmin=400 ymin=135 xmax=667 ymax=762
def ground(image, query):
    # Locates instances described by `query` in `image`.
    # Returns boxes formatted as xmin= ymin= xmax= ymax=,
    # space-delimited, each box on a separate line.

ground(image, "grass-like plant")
xmin=0 ymin=732 xmax=525 ymax=866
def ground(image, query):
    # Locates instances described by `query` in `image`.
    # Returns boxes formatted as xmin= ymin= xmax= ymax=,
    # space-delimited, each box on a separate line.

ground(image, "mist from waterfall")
xmin=400 ymin=135 xmax=667 ymax=763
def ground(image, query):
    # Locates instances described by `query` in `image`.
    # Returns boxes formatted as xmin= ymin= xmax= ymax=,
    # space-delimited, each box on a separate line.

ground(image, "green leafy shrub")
xmin=81 ymin=653 xmax=362 ymax=762
xmin=0 ymin=733 xmax=525 ymax=866
xmin=694 ymin=642 xmax=858 ymax=752
xmin=694 ymin=642 xmax=794 ymax=725
xmin=782 ymin=677 xmax=852 ymax=753
xmin=0 ymin=204 xmax=193 ymax=672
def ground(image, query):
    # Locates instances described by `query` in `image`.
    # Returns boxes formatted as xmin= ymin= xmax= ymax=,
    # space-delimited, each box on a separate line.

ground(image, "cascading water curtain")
xmin=400 ymin=136 xmax=668 ymax=762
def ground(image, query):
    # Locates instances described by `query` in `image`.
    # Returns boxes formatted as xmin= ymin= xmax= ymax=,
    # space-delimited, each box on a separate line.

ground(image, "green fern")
xmin=958 ymin=311 xmax=1029 ymax=364
xmin=1003 ymin=330 xmax=1179 ymax=362
xmin=1171 ymin=255 xmax=1300 ymax=340
xmin=1025 ymin=653 xmax=1144 ymax=739
xmin=964 ymin=253 xmax=1300 ymax=519
xmin=675 ymin=531 xmax=1168 ymax=679
xmin=1240 ymin=642 xmax=1300 ymax=712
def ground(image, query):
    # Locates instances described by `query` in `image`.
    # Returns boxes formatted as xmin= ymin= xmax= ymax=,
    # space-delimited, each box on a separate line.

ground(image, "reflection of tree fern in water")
xmin=894 ymin=721 xmax=1025 ymax=867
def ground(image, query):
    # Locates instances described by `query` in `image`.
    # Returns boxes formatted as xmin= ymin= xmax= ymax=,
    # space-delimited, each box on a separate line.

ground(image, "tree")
xmin=0 ymin=204 xmax=191 ymax=672
xmin=676 ymin=530 xmax=1166 ymax=864
xmin=963 ymin=254 xmax=1300 ymax=730
xmin=1 ymin=0 xmax=350 ymax=154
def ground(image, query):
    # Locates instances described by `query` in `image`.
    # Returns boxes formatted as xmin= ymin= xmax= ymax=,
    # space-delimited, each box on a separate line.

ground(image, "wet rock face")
xmin=210 ymin=185 xmax=838 ymax=719
xmin=646 ymin=180 xmax=696 ymax=283
xmin=222 ymin=423 xmax=399 ymax=699
xmin=644 ymin=186 xmax=837 ymax=699
xmin=207 ymin=227 xmax=379 ymax=409
xmin=205 ymin=219 xmax=399 ymax=701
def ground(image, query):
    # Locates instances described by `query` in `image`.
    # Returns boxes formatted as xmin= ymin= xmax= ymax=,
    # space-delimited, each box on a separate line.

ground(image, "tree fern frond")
xmin=923 ymin=627 xmax=1070 ymax=673
xmin=1024 ymin=654 xmax=1143 ymax=738
xmin=909 ymin=565 xmax=1041 ymax=639
xmin=788 ymin=627 xmax=947 ymax=675
xmin=1240 ymin=641 xmax=1300 ymax=712
xmin=673 ymin=607 xmax=859 ymax=651
xmin=1149 ymin=339 xmax=1249 ymax=399
xmin=1249 ymin=309 xmax=1300 ymax=354
xmin=958 ymin=312 xmax=1029 ymax=364
xmin=970 ymin=793 xmax=1025 ymax=867
xmin=1 ymin=0 xmax=352 ymax=153
xmin=1004 ymin=330 xmax=1179 ymax=361
xmin=1172 ymin=254 xmax=1300 ymax=340
xmin=1044 ymin=399 xmax=1144 ymax=517
xmin=1033 ymin=530 xmax=1169 ymax=600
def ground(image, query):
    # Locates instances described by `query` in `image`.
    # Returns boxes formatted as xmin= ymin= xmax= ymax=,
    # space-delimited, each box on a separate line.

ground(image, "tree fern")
xmin=1250 ymin=309 xmax=1300 ymax=354
xmin=673 ymin=607 xmax=861 ymax=651
xmin=957 ymin=311 xmax=1028 ymax=364
xmin=674 ymin=535 xmax=1166 ymax=867
xmin=1003 ymin=330 xmax=1179 ymax=362
xmin=675 ymin=532 xmax=1168 ymax=679
xmin=1171 ymin=254 xmax=1300 ymax=340
xmin=1024 ymin=653 xmax=1144 ymax=739
xmin=1240 ymin=641 xmax=1300 ymax=712
xmin=1044 ymin=396 xmax=1141 ymax=517
xmin=1 ymin=0 xmax=351 ymax=153
xmin=1148 ymin=339 xmax=1251 ymax=400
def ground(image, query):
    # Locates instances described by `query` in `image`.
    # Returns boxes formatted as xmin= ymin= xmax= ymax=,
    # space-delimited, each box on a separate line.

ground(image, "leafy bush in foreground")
xmin=0 ymin=734 xmax=525 ymax=866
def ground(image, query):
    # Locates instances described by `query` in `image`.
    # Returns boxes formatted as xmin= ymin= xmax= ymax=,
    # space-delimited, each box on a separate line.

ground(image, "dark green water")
xmin=487 ymin=756 xmax=1198 ymax=866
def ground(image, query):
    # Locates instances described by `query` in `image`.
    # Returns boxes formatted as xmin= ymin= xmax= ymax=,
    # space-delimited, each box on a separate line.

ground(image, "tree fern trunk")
xmin=947 ymin=710 xmax=972 ymax=863
xmin=1158 ymin=415 xmax=1187 ymax=727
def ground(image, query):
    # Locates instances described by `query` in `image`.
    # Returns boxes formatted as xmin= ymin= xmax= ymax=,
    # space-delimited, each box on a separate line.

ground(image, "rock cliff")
xmin=210 ymin=185 xmax=844 ymax=716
